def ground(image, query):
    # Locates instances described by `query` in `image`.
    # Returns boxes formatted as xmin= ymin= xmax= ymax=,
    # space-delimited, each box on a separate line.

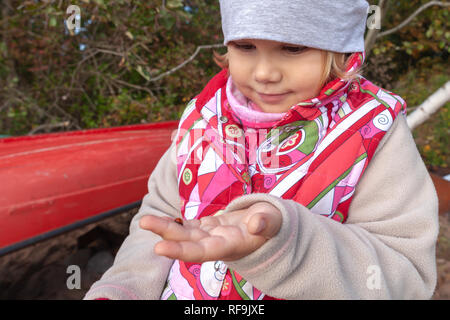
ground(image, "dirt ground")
xmin=0 ymin=208 xmax=449 ymax=300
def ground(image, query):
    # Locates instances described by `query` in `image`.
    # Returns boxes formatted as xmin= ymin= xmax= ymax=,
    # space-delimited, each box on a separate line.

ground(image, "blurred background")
xmin=0 ymin=0 xmax=448 ymax=299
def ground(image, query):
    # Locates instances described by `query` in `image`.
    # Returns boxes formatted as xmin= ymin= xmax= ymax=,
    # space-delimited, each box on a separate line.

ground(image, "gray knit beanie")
xmin=219 ymin=0 xmax=369 ymax=53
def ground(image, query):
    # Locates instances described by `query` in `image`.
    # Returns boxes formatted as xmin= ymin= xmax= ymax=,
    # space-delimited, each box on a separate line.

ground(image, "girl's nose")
xmin=254 ymin=58 xmax=282 ymax=84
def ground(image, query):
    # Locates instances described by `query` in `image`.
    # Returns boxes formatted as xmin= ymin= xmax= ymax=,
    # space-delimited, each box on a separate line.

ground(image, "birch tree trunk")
xmin=406 ymin=81 xmax=450 ymax=130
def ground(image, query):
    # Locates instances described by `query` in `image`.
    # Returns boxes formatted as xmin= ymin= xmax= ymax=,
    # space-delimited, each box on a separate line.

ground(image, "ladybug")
xmin=174 ymin=218 xmax=184 ymax=226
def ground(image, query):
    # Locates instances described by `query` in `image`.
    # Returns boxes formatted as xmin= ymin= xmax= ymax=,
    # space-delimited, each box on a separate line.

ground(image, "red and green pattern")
xmin=160 ymin=52 xmax=407 ymax=300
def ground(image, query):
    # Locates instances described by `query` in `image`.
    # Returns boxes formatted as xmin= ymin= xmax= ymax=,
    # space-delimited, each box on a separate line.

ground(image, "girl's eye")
xmin=283 ymin=46 xmax=307 ymax=54
xmin=234 ymin=43 xmax=255 ymax=51
xmin=232 ymin=42 xmax=307 ymax=54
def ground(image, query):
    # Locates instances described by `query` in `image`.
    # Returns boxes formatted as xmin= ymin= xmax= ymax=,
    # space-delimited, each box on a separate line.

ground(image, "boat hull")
xmin=0 ymin=121 xmax=179 ymax=255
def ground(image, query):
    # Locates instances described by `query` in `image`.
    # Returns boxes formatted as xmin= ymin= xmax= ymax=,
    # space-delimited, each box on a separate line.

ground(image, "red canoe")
xmin=0 ymin=121 xmax=179 ymax=256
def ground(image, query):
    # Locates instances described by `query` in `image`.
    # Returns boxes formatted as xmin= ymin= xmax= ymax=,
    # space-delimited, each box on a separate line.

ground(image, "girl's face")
xmin=227 ymin=39 xmax=326 ymax=113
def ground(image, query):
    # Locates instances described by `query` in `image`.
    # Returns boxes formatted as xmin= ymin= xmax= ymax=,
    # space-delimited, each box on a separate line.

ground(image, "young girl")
xmin=85 ymin=0 xmax=439 ymax=300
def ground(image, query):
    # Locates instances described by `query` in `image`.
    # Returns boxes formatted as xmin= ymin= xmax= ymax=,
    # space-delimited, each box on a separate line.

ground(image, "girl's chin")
xmin=257 ymin=103 xmax=293 ymax=114
xmin=251 ymin=95 xmax=308 ymax=113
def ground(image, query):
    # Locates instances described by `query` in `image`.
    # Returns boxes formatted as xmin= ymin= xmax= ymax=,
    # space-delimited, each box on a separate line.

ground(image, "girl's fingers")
xmin=155 ymin=223 xmax=262 ymax=262
xmin=246 ymin=204 xmax=282 ymax=239
xmin=143 ymin=204 xmax=281 ymax=262
xmin=139 ymin=215 xmax=206 ymax=242
xmin=247 ymin=214 xmax=267 ymax=235
xmin=154 ymin=236 xmax=232 ymax=262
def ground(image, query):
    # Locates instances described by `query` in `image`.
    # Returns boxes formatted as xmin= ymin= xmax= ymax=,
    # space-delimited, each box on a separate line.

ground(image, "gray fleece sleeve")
xmin=225 ymin=113 xmax=439 ymax=299
xmin=84 ymin=142 xmax=180 ymax=300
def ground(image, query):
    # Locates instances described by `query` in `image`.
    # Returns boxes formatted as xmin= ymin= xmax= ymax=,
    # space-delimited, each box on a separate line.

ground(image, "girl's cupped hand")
xmin=139 ymin=202 xmax=282 ymax=262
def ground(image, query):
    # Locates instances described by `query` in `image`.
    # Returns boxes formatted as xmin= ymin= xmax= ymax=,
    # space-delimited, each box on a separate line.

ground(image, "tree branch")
xmin=108 ymin=77 xmax=156 ymax=97
xmin=149 ymin=43 xmax=225 ymax=82
xmin=407 ymin=81 xmax=450 ymax=129
xmin=28 ymin=121 xmax=71 ymax=135
xmin=377 ymin=1 xmax=450 ymax=39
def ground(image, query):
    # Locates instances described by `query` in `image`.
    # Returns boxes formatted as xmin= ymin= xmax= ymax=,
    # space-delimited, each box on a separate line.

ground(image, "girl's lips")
xmin=257 ymin=92 xmax=290 ymax=104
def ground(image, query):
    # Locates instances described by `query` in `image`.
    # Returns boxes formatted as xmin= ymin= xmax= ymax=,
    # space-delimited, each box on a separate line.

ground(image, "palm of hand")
xmin=139 ymin=202 xmax=282 ymax=263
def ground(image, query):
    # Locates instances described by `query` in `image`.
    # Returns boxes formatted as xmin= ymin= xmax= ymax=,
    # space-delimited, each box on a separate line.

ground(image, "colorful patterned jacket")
xmin=161 ymin=53 xmax=408 ymax=300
